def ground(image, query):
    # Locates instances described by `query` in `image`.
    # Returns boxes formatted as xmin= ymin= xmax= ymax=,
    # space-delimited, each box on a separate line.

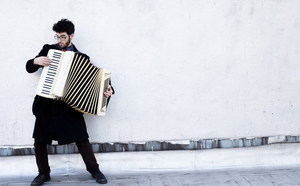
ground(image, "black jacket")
xmin=26 ymin=44 xmax=109 ymax=145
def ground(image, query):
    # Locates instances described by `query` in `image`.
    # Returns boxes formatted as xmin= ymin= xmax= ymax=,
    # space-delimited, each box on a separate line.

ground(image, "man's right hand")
xmin=33 ymin=56 xmax=51 ymax=66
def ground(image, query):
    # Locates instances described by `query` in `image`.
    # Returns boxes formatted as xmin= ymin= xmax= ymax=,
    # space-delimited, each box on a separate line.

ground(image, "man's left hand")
xmin=104 ymin=85 xmax=113 ymax=98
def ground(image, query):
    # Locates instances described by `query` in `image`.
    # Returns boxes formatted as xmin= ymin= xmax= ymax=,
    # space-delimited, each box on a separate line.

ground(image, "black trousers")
xmin=34 ymin=139 xmax=99 ymax=175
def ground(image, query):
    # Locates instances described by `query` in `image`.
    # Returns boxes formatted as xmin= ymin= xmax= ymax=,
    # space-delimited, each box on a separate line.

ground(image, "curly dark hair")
xmin=52 ymin=19 xmax=75 ymax=35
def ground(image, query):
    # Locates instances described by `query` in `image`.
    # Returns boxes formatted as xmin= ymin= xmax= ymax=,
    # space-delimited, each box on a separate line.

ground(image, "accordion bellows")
xmin=36 ymin=49 xmax=111 ymax=116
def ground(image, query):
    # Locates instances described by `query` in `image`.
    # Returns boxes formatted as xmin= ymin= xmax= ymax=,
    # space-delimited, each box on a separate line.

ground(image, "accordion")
xmin=36 ymin=49 xmax=111 ymax=116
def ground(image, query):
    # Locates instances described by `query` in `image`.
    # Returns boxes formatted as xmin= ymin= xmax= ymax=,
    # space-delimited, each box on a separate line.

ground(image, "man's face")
xmin=55 ymin=32 xmax=74 ymax=48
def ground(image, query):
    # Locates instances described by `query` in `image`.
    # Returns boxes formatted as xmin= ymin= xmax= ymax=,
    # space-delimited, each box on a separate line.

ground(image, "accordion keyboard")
xmin=36 ymin=50 xmax=63 ymax=98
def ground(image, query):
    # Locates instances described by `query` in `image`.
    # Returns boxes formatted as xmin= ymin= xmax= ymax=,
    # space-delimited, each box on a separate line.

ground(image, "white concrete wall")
xmin=0 ymin=0 xmax=300 ymax=146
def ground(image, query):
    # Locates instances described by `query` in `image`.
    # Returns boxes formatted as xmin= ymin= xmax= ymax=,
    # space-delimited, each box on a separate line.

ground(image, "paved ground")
xmin=2 ymin=166 xmax=300 ymax=186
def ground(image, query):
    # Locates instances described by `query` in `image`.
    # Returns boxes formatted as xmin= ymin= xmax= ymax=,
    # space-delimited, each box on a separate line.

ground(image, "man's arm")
xmin=25 ymin=44 xmax=52 ymax=73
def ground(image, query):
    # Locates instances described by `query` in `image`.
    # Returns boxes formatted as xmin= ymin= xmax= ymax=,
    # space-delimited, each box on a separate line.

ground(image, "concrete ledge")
xmin=1 ymin=135 xmax=299 ymax=156
xmin=1 ymin=143 xmax=300 ymax=178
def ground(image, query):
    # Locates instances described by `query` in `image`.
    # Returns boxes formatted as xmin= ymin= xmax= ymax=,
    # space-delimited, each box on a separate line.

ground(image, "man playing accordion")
xmin=26 ymin=19 xmax=114 ymax=186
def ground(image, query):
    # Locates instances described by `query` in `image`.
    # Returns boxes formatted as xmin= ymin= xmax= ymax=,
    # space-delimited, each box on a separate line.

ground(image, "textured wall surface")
xmin=0 ymin=0 xmax=300 ymax=145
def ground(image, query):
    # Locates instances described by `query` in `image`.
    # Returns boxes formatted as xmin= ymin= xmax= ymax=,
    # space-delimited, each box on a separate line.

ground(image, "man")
xmin=26 ymin=19 xmax=114 ymax=186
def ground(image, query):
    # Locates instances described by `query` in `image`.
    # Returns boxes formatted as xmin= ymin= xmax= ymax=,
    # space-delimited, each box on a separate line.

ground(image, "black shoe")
xmin=30 ymin=173 xmax=51 ymax=186
xmin=92 ymin=170 xmax=108 ymax=184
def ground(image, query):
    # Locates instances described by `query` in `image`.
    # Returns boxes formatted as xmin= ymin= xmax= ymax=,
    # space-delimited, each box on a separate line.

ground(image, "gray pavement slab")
xmin=1 ymin=166 xmax=300 ymax=186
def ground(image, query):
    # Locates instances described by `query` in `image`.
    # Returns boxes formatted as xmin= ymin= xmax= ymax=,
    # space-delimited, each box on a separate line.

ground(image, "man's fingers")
xmin=104 ymin=90 xmax=112 ymax=98
xmin=104 ymin=92 xmax=110 ymax=98
xmin=44 ymin=59 xmax=51 ymax=66
xmin=42 ymin=58 xmax=51 ymax=66
xmin=34 ymin=56 xmax=52 ymax=66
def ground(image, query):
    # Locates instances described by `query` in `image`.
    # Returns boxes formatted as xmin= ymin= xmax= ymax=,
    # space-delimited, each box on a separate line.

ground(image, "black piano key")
xmin=49 ymin=64 xmax=58 ymax=68
xmin=47 ymin=74 xmax=55 ymax=77
xmin=53 ymin=54 xmax=61 ymax=58
xmin=44 ymin=83 xmax=51 ymax=86
xmin=48 ymin=71 xmax=56 ymax=75
xmin=43 ymin=86 xmax=51 ymax=90
xmin=45 ymin=80 xmax=53 ymax=83
xmin=49 ymin=65 xmax=58 ymax=68
xmin=46 ymin=77 xmax=54 ymax=80
xmin=41 ymin=90 xmax=50 ymax=94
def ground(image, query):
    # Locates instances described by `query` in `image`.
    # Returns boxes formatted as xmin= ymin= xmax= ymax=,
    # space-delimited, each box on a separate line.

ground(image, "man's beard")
xmin=59 ymin=37 xmax=71 ymax=48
